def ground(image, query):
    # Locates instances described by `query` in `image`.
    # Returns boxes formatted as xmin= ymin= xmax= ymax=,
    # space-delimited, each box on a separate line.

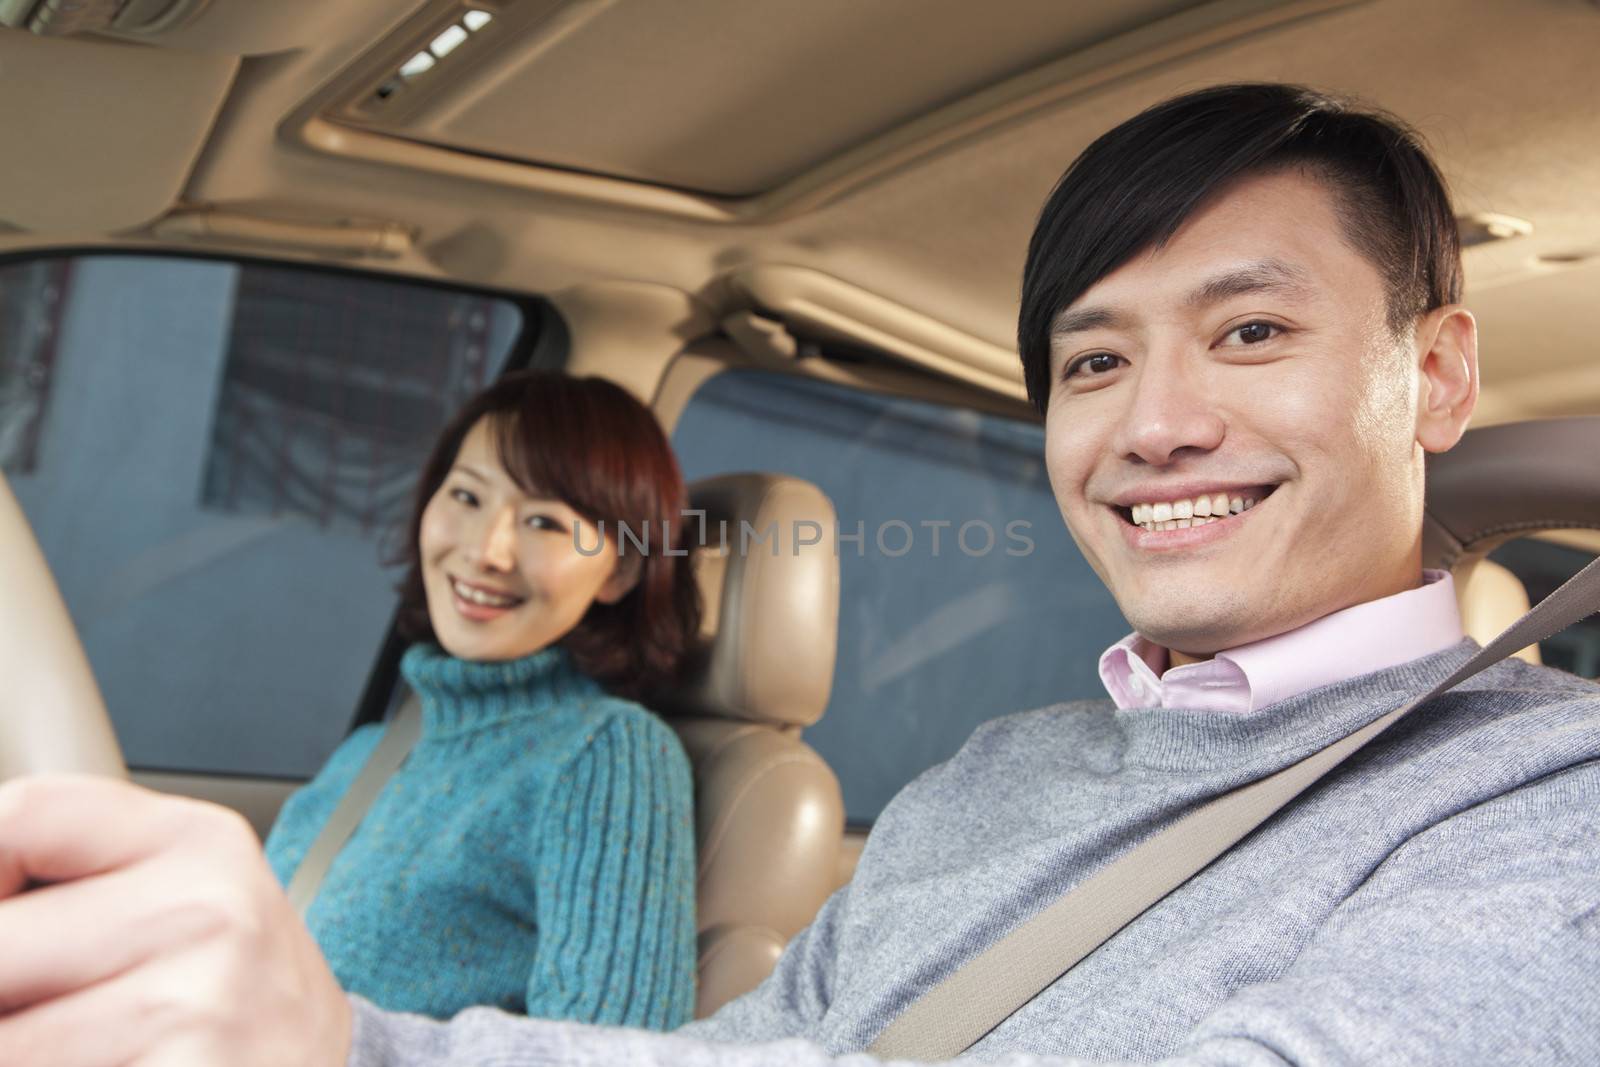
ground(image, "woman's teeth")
xmin=1128 ymin=493 xmax=1257 ymax=532
xmin=451 ymin=578 xmax=522 ymax=608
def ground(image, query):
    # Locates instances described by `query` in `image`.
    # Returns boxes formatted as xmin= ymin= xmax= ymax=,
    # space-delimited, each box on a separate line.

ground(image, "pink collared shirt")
xmin=1098 ymin=570 xmax=1465 ymax=712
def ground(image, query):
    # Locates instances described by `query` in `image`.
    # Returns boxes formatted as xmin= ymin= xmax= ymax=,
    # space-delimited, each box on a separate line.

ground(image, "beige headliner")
xmin=1 ymin=0 xmax=1597 ymax=422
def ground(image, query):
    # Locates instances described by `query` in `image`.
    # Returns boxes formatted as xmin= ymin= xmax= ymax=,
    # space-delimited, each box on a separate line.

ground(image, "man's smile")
xmin=1110 ymin=483 xmax=1279 ymax=532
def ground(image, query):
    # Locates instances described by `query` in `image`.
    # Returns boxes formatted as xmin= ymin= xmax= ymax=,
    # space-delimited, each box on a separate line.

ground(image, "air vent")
xmin=1458 ymin=212 xmax=1533 ymax=249
xmin=367 ymin=4 xmax=500 ymax=112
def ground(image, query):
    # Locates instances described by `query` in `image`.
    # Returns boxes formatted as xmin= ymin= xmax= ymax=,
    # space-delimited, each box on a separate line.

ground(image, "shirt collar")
xmin=1097 ymin=570 xmax=1465 ymax=713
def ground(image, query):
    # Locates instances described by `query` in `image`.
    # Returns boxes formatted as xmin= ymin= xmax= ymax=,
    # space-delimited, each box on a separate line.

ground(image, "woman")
xmin=264 ymin=371 xmax=700 ymax=1029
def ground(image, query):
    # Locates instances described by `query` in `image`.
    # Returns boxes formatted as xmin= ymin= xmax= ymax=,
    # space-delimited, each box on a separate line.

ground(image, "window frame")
xmin=0 ymin=245 xmax=568 ymax=783
xmin=651 ymin=329 xmax=1037 ymax=439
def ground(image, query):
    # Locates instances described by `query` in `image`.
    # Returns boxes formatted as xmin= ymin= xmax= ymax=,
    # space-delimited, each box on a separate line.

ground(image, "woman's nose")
xmin=1110 ymin=354 xmax=1226 ymax=466
xmin=468 ymin=507 xmax=518 ymax=572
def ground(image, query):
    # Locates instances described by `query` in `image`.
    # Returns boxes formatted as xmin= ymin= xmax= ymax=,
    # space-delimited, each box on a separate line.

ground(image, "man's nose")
xmin=469 ymin=507 xmax=518 ymax=572
xmin=1111 ymin=355 xmax=1226 ymax=466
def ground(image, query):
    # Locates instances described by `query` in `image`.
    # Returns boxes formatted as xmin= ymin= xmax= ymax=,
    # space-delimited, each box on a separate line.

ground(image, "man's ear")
xmin=1413 ymin=304 xmax=1479 ymax=454
xmin=595 ymin=550 xmax=643 ymax=605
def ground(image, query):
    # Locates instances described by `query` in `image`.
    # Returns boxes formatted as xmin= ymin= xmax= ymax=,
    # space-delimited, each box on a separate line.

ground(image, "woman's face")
xmin=418 ymin=417 xmax=634 ymax=662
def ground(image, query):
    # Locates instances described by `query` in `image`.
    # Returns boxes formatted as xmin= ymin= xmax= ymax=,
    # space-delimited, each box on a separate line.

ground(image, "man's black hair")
xmin=1018 ymin=82 xmax=1462 ymax=412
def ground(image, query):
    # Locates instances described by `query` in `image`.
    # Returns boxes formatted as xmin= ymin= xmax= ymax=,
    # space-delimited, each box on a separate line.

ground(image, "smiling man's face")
xmin=1044 ymin=167 xmax=1470 ymax=657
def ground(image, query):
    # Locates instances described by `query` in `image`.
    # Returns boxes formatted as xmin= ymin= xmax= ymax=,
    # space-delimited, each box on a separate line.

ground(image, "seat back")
xmin=1425 ymin=415 xmax=1600 ymax=662
xmin=1455 ymin=558 xmax=1540 ymax=664
xmin=657 ymin=472 xmax=844 ymax=1018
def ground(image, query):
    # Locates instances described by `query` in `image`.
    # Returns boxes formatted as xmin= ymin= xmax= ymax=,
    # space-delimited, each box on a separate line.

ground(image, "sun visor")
xmin=0 ymin=30 xmax=235 ymax=233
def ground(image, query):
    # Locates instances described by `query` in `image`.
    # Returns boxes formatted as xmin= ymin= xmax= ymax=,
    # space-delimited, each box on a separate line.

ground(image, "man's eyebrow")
xmin=1049 ymin=305 xmax=1129 ymax=343
xmin=1049 ymin=259 xmax=1313 ymax=343
xmin=1185 ymin=259 xmax=1313 ymax=308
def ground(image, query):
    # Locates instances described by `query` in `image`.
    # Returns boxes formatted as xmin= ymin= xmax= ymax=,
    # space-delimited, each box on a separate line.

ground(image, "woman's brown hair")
xmin=394 ymin=371 xmax=701 ymax=699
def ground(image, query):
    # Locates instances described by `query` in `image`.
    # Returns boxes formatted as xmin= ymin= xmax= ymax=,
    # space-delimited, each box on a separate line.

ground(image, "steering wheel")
xmin=0 ymin=470 xmax=126 ymax=782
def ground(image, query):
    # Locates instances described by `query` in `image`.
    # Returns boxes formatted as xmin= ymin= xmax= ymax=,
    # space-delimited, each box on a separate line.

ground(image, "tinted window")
xmin=1 ymin=256 xmax=535 ymax=778
xmin=0 ymin=259 xmax=68 ymax=475
xmin=672 ymin=369 xmax=1129 ymax=824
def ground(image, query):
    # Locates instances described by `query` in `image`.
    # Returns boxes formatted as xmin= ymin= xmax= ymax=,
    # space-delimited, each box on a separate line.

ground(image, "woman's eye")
xmin=523 ymin=514 xmax=566 ymax=533
xmin=1227 ymin=321 xmax=1279 ymax=345
xmin=449 ymin=487 xmax=478 ymax=507
xmin=1064 ymin=352 xmax=1125 ymax=379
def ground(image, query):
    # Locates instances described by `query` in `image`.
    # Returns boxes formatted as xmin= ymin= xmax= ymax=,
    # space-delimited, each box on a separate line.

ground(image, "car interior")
xmin=2 ymin=0 xmax=1598 ymax=1020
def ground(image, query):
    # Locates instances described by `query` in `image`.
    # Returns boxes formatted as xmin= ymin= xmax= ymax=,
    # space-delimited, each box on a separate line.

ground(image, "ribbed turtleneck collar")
xmin=1115 ymin=639 xmax=1484 ymax=774
xmin=400 ymin=643 xmax=600 ymax=737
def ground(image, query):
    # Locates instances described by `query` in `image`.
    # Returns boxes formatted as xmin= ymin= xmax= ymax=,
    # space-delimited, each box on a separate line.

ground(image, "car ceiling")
xmin=1 ymin=0 xmax=1597 ymax=423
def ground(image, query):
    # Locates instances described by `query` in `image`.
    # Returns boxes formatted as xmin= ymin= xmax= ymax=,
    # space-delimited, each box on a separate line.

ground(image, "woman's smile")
xmin=448 ymin=575 xmax=528 ymax=622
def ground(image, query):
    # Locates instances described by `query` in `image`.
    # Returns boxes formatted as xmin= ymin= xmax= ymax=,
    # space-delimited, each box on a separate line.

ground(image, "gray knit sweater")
xmin=348 ymin=641 xmax=1600 ymax=1065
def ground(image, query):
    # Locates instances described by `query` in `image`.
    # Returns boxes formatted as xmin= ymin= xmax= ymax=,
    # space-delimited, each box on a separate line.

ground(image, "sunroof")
xmin=335 ymin=0 xmax=1223 ymax=198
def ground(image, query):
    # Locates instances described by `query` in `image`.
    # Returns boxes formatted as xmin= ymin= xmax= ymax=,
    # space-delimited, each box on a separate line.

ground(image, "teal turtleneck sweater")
xmin=263 ymin=644 xmax=697 ymax=1029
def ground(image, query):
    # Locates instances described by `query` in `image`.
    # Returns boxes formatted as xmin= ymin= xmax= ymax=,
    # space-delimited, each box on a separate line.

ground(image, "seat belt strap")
xmin=286 ymin=692 xmax=423 ymax=918
xmin=868 ymin=556 xmax=1600 ymax=1062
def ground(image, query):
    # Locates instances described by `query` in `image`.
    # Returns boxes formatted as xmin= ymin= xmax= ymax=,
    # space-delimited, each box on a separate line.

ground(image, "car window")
xmin=0 ymin=254 xmax=540 ymax=779
xmin=671 ymin=367 xmax=1130 ymax=825
xmin=1489 ymin=536 xmax=1600 ymax=678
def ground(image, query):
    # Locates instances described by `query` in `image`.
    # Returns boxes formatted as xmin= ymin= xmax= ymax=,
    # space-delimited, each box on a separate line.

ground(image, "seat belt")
xmin=285 ymin=692 xmax=423 ymax=917
xmin=869 ymin=556 xmax=1600 ymax=1062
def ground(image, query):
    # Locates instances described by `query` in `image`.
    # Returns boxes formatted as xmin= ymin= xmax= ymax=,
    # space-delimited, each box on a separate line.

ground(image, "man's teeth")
xmin=1129 ymin=493 xmax=1257 ymax=532
xmin=452 ymin=579 xmax=521 ymax=608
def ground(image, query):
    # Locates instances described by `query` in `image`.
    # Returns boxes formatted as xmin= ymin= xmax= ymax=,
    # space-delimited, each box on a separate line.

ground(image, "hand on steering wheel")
xmin=0 ymin=468 xmax=352 ymax=1064
xmin=0 ymin=775 xmax=353 ymax=1065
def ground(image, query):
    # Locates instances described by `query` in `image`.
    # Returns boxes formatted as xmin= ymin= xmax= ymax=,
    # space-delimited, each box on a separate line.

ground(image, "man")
xmin=1 ymin=83 xmax=1597 ymax=1066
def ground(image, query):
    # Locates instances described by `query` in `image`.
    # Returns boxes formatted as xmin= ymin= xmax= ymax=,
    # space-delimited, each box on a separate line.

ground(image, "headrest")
xmin=1423 ymin=416 xmax=1600 ymax=570
xmin=664 ymin=473 xmax=839 ymax=729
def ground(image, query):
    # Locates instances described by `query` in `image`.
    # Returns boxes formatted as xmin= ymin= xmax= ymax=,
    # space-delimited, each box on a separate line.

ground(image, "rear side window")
xmin=672 ymin=368 xmax=1129 ymax=825
xmin=1 ymin=255 xmax=538 ymax=778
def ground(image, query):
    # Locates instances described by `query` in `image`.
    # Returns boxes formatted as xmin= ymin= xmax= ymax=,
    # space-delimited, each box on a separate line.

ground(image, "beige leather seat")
xmin=1455 ymin=559 xmax=1540 ymax=664
xmin=657 ymin=472 xmax=845 ymax=1019
xmin=1424 ymin=415 xmax=1600 ymax=659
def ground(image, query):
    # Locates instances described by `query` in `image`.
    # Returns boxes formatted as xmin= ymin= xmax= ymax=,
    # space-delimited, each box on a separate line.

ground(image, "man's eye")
xmin=1228 ymin=321 xmax=1279 ymax=345
xmin=1064 ymin=352 xmax=1125 ymax=379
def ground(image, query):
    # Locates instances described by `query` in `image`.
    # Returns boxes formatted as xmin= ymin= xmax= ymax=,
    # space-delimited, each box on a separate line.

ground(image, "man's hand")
xmin=0 ymin=775 xmax=351 ymax=1067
